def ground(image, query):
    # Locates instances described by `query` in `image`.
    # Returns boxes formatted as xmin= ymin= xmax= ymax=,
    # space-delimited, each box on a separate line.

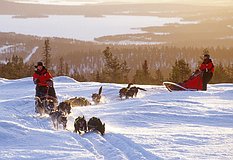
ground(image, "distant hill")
xmin=0 ymin=0 xmax=214 ymax=17
xmin=0 ymin=32 xmax=232 ymax=79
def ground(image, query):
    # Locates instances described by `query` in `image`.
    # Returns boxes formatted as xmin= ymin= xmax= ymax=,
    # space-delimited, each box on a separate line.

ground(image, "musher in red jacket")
xmin=33 ymin=62 xmax=57 ymax=99
xmin=199 ymin=54 xmax=214 ymax=91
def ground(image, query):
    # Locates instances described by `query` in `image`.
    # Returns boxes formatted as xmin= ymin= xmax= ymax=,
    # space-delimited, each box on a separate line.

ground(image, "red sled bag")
xmin=180 ymin=71 xmax=203 ymax=91
xmin=163 ymin=71 xmax=203 ymax=92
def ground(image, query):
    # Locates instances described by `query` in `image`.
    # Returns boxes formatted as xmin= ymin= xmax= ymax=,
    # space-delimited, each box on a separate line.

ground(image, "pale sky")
xmin=8 ymin=0 xmax=233 ymax=6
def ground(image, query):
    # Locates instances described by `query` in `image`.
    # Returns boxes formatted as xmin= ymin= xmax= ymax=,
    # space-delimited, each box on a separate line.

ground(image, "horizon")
xmin=6 ymin=0 xmax=233 ymax=6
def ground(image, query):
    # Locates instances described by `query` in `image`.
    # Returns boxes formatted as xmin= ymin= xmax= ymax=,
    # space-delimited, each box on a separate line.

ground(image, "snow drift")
xmin=0 ymin=76 xmax=233 ymax=159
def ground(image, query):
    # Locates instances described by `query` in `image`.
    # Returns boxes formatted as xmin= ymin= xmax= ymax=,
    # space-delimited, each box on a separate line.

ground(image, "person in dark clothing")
xmin=33 ymin=62 xmax=57 ymax=99
xmin=199 ymin=54 xmax=214 ymax=91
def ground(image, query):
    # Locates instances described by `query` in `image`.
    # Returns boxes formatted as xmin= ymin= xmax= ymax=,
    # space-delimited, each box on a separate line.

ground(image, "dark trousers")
xmin=36 ymin=85 xmax=57 ymax=98
xmin=202 ymin=72 xmax=213 ymax=91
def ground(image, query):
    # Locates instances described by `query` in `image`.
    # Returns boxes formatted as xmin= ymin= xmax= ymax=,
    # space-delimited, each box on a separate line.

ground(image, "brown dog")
xmin=126 ymin=86 xmax=146 ymax=99
xmin=65 ymin=97 xmax=91 ymax=107
xmin=92 ymin=86 xmax=102 ymax=104
xmin=119 ymin=83 xmax=133 ymax=99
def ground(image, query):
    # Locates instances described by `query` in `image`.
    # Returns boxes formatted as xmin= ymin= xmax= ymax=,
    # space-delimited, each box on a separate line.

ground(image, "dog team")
xmin=35 ymin=83 xmax=146 ymax=135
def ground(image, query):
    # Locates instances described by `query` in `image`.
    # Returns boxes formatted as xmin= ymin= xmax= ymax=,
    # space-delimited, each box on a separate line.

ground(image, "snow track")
xmin=73 ymin=133 xmax=127 ymax=160
xmin=0 ymin=76 xmax=233 ymax=159
xmin=24 ymin=46 xmax=39 ymax=63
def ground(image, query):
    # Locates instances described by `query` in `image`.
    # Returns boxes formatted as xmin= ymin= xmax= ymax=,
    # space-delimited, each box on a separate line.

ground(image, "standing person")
xmin=199 ymin=54 xmax=214 ymax=91
xmin=33 ymin=62 xmax=57 ymax=99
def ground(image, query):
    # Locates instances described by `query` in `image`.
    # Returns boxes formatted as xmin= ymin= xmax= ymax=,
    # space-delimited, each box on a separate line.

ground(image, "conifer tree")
xmin=95 ymin=71 xmax=101 ymax=82
xmin=120 ymin=60 xmax=130 ymax=83
xmin=154 ymin=69 xmax=164 ymax=85
xmin=226 ymin=64 xmax=233 ymax=82
xmin=42 ymin=39 xmax=51 ymax=69
xmin=211 ymin=63 xmax=229 ymax=83
xmin=71 ymin=68 xmax=86 ymax=82
xmin=133 ymin=60 xmax=155 ymax=84
xmin=58 ymin=57 xmax=64 ymax=76
xmin=0 ymin=55 xmax=33 ymax=79
xmin=142 ymin=60 xmax=149 ymax=76
xmin=169 ymin=59 xmax=191 ymax=83
xmin=102 ymin=47 xmax=130 ymax=83
xmin=133 ymin=69 xmax=143 ymax=84
xmin=65 ymin=63 xmax=69 ymax=76
xmin=103 ymin=46 xmax=120 ymax=82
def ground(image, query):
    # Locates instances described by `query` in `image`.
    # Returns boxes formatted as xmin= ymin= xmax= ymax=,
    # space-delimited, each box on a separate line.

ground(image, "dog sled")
xmin=163 ymin=71 xmax=203 ymax=92
xmin=34 ymin=85 xmax=58 ymax=115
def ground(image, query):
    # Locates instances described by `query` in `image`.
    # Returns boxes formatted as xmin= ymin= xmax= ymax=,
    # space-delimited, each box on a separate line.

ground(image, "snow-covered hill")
xmin=0 ymin=76 xmax=233 ymax=160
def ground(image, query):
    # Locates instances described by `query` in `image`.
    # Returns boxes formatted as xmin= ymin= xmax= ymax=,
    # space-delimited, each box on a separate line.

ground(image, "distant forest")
xmin=0 ymin=32 xmax=233 ymax=84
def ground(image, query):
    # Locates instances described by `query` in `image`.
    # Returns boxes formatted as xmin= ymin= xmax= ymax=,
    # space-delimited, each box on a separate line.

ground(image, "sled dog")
xmin=74 ymin=116 xmax=87 ymax=134
xmin=58 ymin=101 xmax=71 ymax=115
xmin=119 ymin=83 xmax=133 ymax=99
xmin=87 ymin=117 xmax=105 ymax=135
xmin=92 ymin=86 xmax=103 ymax=104
xmin=49 ymin=111 xmax=67 ymax=130
xmin=126 ymin=86 xmax=146 ymax=99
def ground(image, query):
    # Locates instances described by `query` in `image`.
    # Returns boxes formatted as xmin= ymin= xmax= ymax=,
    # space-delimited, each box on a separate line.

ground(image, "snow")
xmin=0 ymin=76 xmax=233 ymax=159
xmin=0 ymin=60 xmax=8 ymax=64
xmin=0 ymin=45 xmax=15 ymax=54
xmin=0 ymin=43 xmax=25 ymax=55
xmin=153 ymin=32 xmax=170 ymax=35
xmin=23 ymin=46 xmax=39 ymax=63
xmin=97 ymin=40 xmax=166 ymax=45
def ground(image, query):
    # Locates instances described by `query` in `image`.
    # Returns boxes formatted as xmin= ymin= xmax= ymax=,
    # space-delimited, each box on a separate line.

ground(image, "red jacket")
xmin=33 ymin=67 xmax=52 ymax=87
xmin=199 ymin=59 xmax=214 ymax=73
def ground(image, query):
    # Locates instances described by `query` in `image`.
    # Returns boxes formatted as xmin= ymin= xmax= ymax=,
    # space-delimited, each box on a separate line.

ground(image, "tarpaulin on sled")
xmin=163 ymin=71 xmax=203 ymax=92
xmin=180 ymin=71 xmax=203 ymax=91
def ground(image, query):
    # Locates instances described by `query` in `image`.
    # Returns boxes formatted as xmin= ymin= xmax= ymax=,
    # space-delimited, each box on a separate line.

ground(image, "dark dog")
xmin=74 ymin=116 xmax=87 ymax=134
xmin=58 ymin=101 xmax=71 ymax=115
xmin=92 ymin=86 xmax=102 ymax=104
xmin=49 ymin=111 xmax=67 ymax=130
xmin=65 ymin=97 xmax=91 ymax=107
xmin=119 ymin=83 xmax=133 ymax=99
xmin=87 ymin=117 xmax=105 ymax=135
xmin=126 ymin=86 xmax=147 ymax=99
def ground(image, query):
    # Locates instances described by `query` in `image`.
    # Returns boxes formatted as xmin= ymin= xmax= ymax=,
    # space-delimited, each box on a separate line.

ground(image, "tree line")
xmin=1 ymin=32 xmax=233 ymax=79
xmin=1 ymin=39 xmax=233 ymax=84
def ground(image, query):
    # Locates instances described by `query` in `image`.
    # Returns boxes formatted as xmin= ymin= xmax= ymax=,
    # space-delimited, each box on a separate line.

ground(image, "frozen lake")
xmin=0 ymin=15 xmax=197 ymax=41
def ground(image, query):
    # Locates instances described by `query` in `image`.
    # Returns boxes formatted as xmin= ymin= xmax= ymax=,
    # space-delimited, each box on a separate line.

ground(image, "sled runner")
xmin=163 ymin=71 xmax=203 ymax=92
xmin=163 ymin=82 xmax=188 ymax=92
